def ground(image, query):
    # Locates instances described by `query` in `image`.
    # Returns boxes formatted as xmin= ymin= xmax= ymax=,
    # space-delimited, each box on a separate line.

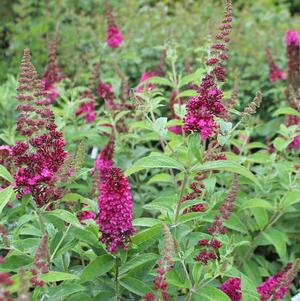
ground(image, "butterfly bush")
xmin=76 ymin=62 xmax=101 ymax=123
xmin=1 ymin=1 xmax=300 ymax=300
xmin=42 ymin=35 xmax=63 ymax=103
xmin=257 ymin=260 xmax=300 ymax=301
xmin=97 ymin=166 xmax=135 ymax=252
xmin=105 ymin=4 xmax=123 ymax=48
xmin=184 ymin=0 xmax=232 ymax=139
xmin=12 ymin=49 xmax=67 ymax=205
xmin=265 ymin=48 xmax=286 ymax=82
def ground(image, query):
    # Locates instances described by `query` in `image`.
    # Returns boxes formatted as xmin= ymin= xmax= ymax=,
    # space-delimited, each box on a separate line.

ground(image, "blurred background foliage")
xmin=0 ymin=0 xmax=299 ymax=120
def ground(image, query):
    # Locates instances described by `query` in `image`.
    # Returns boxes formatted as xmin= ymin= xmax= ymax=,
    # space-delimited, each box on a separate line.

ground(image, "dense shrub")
xmin=0 ymin=1 xmax=300 ymax=300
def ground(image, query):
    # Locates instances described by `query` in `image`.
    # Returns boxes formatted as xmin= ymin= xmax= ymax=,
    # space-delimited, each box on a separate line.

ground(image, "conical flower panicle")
xmin=30 ymin=234 xmax=49 ymax=287
xmin=265 ymin=48 xmax=286 ymax=82
xmin=94 ymin=138 xmax=115 ymax=181
xmin=144 ymin=225 xmax=175 ymax=301
xmin=12 ymin=49 xmax=68 ymax=206
xmin=257 ymin=259 xmax=300 ymax=301
xmin=42 ymin=34 xmax=64 ymax=90
xmin=286 ymin=30 xmax=300 ymax=92
xmin=97 ymin=166 xmax=135 ymax=253
xmin=76 ymin=62 xmax=102 ymax=123
xmin=97 ymin=80 xmax=119 ymax=110
xmin=184 ymin=0 xmax=233 ymax=139
xmin=105 ymin=3 xmax=123 ymax=48
xmin=17 ymin=268 xmax=30 ymax=301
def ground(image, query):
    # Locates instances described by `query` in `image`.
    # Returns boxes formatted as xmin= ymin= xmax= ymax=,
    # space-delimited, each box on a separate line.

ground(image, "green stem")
xmin=174 ymin=173 xmax=189 ymax=226
xmin=50 ymin=223 xmax=72 ymax=262
xmin=34 ymin=206 xmax=46 ymax=234
xmin=115 ymin=257 xmax=121 ymax=301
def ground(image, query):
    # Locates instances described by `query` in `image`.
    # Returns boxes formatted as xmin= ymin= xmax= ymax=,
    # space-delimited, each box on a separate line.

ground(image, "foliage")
xmin=0 ymin=1 xmax=300 ymax=301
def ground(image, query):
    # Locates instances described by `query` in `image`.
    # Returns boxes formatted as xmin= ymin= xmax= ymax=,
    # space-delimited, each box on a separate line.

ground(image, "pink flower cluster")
xmin=97 ymin=167 xmax=135 ymax=252
xmin=257 ymin=262 xmax=295 ymax=301
xmin=184 ymin=75 xmax=227 ymax=139
xmin=95 ymin=138 xmax=134 ymax=253
xmin=78 ymin=205 xmax=96 ymax=223
xmin=184 ymin=0 xmax=232 ymax=139
xmin=181 ymin=171 xmax=208 ymax=214
xmin=136 ymin=72 xmax=158 ymax=93
xmin=76 ymin=101 xmax=96 ymax=123
xmin=97 ymin=80 xmax=119 ymax=109
xmin=265 ymin=48 xmax=286 ymax=82
xmin=13 ymin=49 xmax=67 ymax=206
xmin=105 ymin=6 xmax=123 ymax=48
xmin=220 ymin=277 xmax=242 ymax=301
xmin=0 ymin=268 xmax=14 ymax=300
xmin=194 ymin=175 xmax=238 ymax=264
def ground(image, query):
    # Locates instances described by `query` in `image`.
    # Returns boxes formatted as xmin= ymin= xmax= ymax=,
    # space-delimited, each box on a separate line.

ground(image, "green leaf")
xmin=0 ymin=165 xmax=13 ymax=182
xmin=273 ymin=107 xmax=300 ymax=117
xmin=0 ymin=186 xmax=14 ymax=214
xmin=59 ymin=193 xmax=96 ymax=209
xmin=46 ymin=282 xmax=85 ymax=301
xmin=176 ymin=89 xmax=198 ymax=98
xmin=251 ymin=208 xmax=268 ymax=230
xmin=120 ymin=276 xmax=151 ymax=296
xmin=147 ymin=76 xmax=173 ymax=87
xmin=220 ymin=120 xmax=233 ymax=133
xmin=257 ymin=228 xmax=287 ymax=261
xmin=120 ymin=253 xmax=158 ymax=275
xmin=188 ymin=133 xmax=202 ymax=161
xmin=46 ymin=209 xmax=82 ymax=228
xmin=147 ymin=173 xmax=173 ymax=184
xmin=80 ymin=254 xmax=114 ymax=281
xmin=126 ymin=154 xmax=185 ymax=176
xmin=66 ymin=293 xmax=93 ymax=301
xmin=240 ymin=198 xmax=273 ymax=210
xmin=194 ymin=286 xmax=231 ymax=301
xmin=241 ymin=274 xmax=260 ymax=301
xmin=192 ymin=160 xmax=261 ymax=188
xmin=223 ymin=213 xmax=248 ymax=233
xmin=131 ymin=224 xmax=162 ymax=246
xmin=281 ymin=190 xmax=300 ymax=207
xmin=273 ymin=137 xmax=290 ymax=152
xmin=40 ymin=271 xmax=79 ymax=282
xmin=247 ymin=153 xmax=272 ymax=164
xmin=132 ymin=218 xmax=162 ymax=227
xmin=0 ymin=255 xmax=32 ymax=272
